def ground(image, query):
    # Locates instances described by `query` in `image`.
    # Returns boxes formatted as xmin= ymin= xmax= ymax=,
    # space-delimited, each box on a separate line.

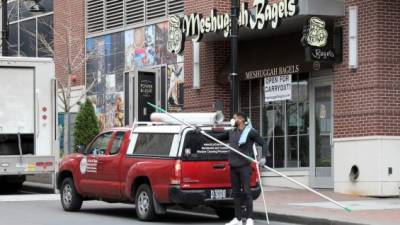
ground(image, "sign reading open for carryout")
xmin=167 ymin=0 xmax=299 ymax=54
xmin=264 ymin=74 xmax=292 ymax=102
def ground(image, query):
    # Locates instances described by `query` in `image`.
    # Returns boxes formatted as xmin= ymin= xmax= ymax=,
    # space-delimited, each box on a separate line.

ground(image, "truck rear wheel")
xmin=60 ymin=177 xmax=82 ymax=211
xmin=135 ymin=184 xmax=157 ymax=221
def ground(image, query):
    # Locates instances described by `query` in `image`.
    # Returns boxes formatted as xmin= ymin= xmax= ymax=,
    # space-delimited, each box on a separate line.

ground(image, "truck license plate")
xmin=210 ymin=189 xmax=226 ymax=200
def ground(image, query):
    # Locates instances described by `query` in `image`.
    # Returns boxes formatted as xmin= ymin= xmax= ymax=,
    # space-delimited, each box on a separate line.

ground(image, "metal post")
xmin=2 ymin=0 xmax=8 ymax=56
xmin=230 ymin=0 xmax=239 ymax=117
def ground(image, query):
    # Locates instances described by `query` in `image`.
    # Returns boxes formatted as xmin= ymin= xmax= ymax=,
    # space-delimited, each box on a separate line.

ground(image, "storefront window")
xmin=19 ymin=19 xmax=36 ymax=57
xmin=6 ymin=0 xmax=54 ymax=57
xmin=262 ymin=74 xmax=309 ymax=168
xmin=86 ymin=21 xmax=183 ymax=130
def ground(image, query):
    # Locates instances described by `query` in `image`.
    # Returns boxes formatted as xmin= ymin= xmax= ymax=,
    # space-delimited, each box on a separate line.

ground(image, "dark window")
xmin=38 ymin=15 xmax=53 ymax=57
xmin=19 ymin=0 xmax=33 ymax=20
xmin=133 ymin=133 xmax=174 ymax=157
xmin=8 ymin=1 xmax=18 ymax=22
xmin=182 ymin=131 xmax=229 ymax=161
xmin=19 ymin=19 xmax=36 ymax=57
xmin=110 ymin=131 xmax=125 ymax=155
xmin=8 ymin=23 xmax=18 ymax=56
xmin=86 ymin=132 xmax=112 ymax=155
xmin=40 ymin=0 xmax=54 ymax=12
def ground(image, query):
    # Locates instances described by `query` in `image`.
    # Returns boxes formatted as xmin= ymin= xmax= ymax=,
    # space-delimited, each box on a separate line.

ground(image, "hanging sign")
xmin=264 ymin=74 xmax=292 ymax=102
xmin=167 ymin=0 xmax=299 ymax=54
xmin=301 ymin=17 xmax=338 ymax=62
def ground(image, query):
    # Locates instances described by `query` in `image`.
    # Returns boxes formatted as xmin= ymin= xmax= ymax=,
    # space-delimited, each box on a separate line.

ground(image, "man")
xmin=215 ymin=113 xmax=267 ymax=225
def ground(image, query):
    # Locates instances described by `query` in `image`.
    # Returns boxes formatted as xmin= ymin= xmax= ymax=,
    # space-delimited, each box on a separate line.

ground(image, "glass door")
xmin=310 ymin=81 xmax=333 ymax=188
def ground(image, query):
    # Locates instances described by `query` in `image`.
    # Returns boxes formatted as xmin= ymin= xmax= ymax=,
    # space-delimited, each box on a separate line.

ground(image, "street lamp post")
xmin=230 ymin=0 xmax=240 ymax=117
xmin=2 ymin=0 xmax=8 ymax=56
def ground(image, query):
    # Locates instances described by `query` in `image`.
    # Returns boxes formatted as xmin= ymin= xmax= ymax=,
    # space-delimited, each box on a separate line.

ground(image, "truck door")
xmin=180 ymin=129 xmax=258 ymax=200
xmin=180 ymin=130 xmax=232 ymax=189
xmin=79 ymin=132 xmax=112 ymax=196
xmin=96 ymin=131 xmax=129 ymax=199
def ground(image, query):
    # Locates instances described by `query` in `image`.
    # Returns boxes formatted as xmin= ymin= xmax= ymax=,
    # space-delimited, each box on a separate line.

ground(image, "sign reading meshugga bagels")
xmin=167 ymin=0 xmax=299 ymax=54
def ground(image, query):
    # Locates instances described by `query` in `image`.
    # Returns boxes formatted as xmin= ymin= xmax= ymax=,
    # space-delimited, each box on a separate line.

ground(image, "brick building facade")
xmin=13 ymin=0 xmax=398 ymax=195
xmin=54 ymin=0 xmax=86 ymax=87
xmin=180 ymin=0 xmax=400 ymax=196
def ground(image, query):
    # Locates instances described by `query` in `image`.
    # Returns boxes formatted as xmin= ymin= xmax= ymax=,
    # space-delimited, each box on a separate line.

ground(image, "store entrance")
xmin=127 ymin=68 xmax=162 ymax=123
xmin=310 ymin=77 xmax=333 ymax=188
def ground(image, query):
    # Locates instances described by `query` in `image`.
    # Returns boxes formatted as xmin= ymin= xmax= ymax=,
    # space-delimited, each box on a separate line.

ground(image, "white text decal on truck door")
xmin=80 ymin=157 xmax=98 ymax=174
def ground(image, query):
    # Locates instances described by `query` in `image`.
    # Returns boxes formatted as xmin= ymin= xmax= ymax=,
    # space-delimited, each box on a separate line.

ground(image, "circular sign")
xmin=313 ymin=61 xmax=321 ymax=71
xmin=80 ymin=157 xmax=87 ymax=174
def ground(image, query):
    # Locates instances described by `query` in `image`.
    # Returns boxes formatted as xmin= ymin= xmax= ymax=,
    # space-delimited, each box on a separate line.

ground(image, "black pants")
xmin=230 ymin=165 xmax=253 ymax=220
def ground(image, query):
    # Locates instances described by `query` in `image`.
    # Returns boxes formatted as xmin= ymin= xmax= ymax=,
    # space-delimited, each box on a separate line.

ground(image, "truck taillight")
xmin=171 ymin=160 xmax=182 ymax=185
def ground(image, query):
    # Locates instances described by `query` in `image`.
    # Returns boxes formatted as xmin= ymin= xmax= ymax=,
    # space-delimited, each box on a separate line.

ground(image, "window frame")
xmin=6 ymin=0 xmax=54 ymax=57
xmin=108 ymin=131 xmax=126 ymax=156
xmin=85 ymin=131 xmax=113 ymax=156
xmin=262 ymin=74 xmax=310 ymax=169
xmin=129 ymin=132 xmax=176 ymax=158
xmin=240 ymin=74 xmax=310 ymax=169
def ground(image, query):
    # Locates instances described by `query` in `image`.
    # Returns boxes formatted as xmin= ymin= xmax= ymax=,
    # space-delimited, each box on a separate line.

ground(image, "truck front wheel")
xmin=60 ymin=177 xmax=82 ymax=211
xmin=135 ymin=184 xmax=157 ymax=221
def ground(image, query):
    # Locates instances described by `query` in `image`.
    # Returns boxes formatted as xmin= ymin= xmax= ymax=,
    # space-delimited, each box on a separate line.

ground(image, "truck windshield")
xmin=182 ymin=131 xmax=229 ymax=161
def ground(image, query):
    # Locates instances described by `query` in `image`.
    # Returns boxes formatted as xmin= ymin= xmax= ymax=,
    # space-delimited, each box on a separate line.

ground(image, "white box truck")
xmin=0 ymin=57 xmax=57 ymax=191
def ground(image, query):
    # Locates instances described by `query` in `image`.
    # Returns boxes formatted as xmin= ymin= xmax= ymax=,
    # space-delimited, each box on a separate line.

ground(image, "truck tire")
xmin=60 ymin=177 xmax=82 ymax=211
xmin=135 ymin=184 xmax=157 ymax=221
xmin=9 ymin=182 xmax=23 ymax=192
xmin=214 ymin=207 xmax=235 ymax=220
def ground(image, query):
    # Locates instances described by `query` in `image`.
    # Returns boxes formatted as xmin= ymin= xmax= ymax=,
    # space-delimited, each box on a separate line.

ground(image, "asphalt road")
xmin=0 ymin=187 xmax=299 ymax=225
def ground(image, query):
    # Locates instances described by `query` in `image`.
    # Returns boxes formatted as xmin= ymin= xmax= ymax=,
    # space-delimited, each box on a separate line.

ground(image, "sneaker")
xmin=225 ymin=218 xmax=243 ymax=225
xmin=245 ymin=218 xmax=254 ymax=225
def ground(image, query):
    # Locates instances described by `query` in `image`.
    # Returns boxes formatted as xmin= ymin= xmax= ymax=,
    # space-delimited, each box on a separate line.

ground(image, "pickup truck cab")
xmin=57 ymin=122 xmax=261 ymax=221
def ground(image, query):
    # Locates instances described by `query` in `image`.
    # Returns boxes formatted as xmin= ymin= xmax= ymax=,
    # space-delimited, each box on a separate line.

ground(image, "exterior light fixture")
xmin=192 ymin=40 xmax=200 ymax=89
xmin=348 ymin=6 xmax=358 ymax=71
xmin=30 ymin=0 xmax=45 ymax=13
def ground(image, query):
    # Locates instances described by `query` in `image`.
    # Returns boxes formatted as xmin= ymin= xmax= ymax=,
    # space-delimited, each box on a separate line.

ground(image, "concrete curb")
xmin=253 ymin=211 xmax=369 ymax=225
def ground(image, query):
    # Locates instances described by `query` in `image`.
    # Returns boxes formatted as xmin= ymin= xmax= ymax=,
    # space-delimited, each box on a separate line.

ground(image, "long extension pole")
xmin=253 ymin=145 xmax=270 ymax=224
xmin=147 ymin=102 xmax=352 ymax=213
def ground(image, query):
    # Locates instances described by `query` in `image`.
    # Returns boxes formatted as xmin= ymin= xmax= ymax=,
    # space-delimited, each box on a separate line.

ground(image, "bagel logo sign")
xmin=167 ymin=15 xmax=184 ymax=55
xmin=80 ymin=157 xmax=87 ymax=174
xmin=167 ymin=0 xmax=299 ymax=54
xmin=302 ymin=17 xmax=328 ymax=48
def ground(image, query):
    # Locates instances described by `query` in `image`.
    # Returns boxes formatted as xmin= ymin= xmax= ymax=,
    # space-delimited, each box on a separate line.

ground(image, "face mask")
xmin=230 ymin=118 xmax=236 ymax=127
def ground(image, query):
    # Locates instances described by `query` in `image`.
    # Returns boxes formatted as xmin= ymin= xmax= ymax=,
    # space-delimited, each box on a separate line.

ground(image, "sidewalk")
xmin=253 ymin=187 xmax=400 ymax=225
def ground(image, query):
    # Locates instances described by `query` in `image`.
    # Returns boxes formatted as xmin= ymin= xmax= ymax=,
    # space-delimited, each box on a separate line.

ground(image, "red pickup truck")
xmin=57 ymin=124 xmax=261 ymax=221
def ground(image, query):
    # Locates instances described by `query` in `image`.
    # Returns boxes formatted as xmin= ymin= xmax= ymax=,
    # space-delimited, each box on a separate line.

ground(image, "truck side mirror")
xmin=76 ymin=145 xmax=86 ymax=154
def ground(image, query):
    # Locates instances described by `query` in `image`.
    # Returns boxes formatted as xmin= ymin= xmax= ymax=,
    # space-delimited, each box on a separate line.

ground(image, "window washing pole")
xmin=253 ymin=146 xmax=270 ymax=224
xmin=147 ymin=102 xmax=353 ymax=214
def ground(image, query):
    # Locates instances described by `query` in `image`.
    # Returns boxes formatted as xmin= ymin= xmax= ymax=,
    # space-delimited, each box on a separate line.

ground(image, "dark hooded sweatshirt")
xmin=215 ymin=128 xmax=267 ymax=168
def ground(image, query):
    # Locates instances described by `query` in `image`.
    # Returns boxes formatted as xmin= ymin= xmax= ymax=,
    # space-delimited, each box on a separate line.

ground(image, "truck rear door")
xmin=179 ymin=130 xmax=232 ymax=190
xmin=179 ymin=129 xmax=259 ymax=198
xmin=0 ymin=67 xmax=34 ymax=135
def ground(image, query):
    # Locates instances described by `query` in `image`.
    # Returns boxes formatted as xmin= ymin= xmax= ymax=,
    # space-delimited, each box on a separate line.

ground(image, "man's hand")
xmin=258 ymin=157 xmax=266 ymax=167
xmin=195 ymin=127 xmax=202 ymax=134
